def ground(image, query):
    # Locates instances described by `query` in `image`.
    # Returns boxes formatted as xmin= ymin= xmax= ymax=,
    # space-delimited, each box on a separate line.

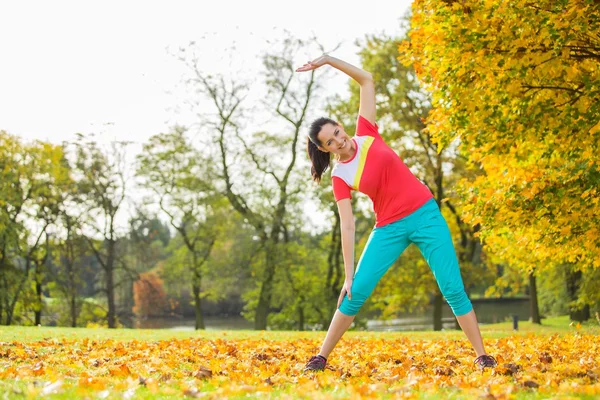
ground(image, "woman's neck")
xmin=337 ymin=138 xmax=356 ymax=162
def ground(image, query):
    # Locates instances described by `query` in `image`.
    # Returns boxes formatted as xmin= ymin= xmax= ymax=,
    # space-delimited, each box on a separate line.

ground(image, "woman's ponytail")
xmin=307 ymin=117 xmax=337 ymax=183
xmin=307 ymin=138 xmax=330 ymax=183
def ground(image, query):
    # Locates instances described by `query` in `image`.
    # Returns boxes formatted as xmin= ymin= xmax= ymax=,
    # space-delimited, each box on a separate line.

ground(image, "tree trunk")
xmin=566 ymin=269 xmax=590 ymax=322
xmin=106 ymin=241 xmax=117 ymax=328
xmin=570 ymin=305 xmax=590 ymax=322
xmin=35 ymin=278 xmax=42 ymax=326
xmin=254 ymin=241 xmax=277 ymax=330
xmin=529 ymin=272 xmax=541 ymax=324
xmin=69 ymin=263 xmax=77 ymax=327
xmin=6 ymin=260 xmax=32 ymax=326
xmin=6 ymin=307 xmax=13 ymax=326
xmin=193 ymin=283 xmax=205 ymax=330
xmin=326 ymin=213 xmax=342 ymax=298
xmin=582 ymin=305 xmax=590 ymax=321
xmin=433 ymin=292 xmax=443 ymax=331
xmin=106 ymin=267 xmax=116 ymax=328
xmin=71 ymin=292 xmax=77 ymax=327
xmin=192 ymin=251 xmax=205 ymax=330
xmin=0 ymin=267 xmax=5 ymax=325
xmin=324 ymin=211 xmax=342 ymax=328
xmin=570 ymin=304 xmax=590 ymax=322
xmin=433 ymin=164 xmax=447 ymax=332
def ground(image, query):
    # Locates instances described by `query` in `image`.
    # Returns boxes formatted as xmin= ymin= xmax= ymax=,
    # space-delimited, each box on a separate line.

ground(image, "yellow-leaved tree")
xmin=401 ymin=0 xmax=600 ymax=318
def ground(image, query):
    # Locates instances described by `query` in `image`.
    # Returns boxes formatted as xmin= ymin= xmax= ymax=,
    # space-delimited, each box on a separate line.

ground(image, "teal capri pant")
xmin=339 ymin=198 xmax=473 ymax=317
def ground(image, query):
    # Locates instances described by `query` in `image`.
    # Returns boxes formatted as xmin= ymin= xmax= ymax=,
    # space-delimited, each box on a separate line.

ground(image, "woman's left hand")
xmin=336 ymin=278 xmax=353 ymax=309
xmin=296 ymin=55 xmax=330 ymax=72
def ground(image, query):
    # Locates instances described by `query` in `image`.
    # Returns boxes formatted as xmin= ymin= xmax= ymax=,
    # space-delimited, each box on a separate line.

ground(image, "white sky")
xmin=0 ymin=0 xmax=411 ymax=144
xmin=0 ymin=0 xmax=412 ymax=233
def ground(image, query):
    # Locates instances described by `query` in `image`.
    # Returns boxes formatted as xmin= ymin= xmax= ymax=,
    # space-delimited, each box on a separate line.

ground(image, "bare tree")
xmin=73 ymin=135 xmax=129 ymax=328
xmin=137 ymin=127 xmax=225 ymax=329
xmin=181 ymin=35 xmax=321 ymax=329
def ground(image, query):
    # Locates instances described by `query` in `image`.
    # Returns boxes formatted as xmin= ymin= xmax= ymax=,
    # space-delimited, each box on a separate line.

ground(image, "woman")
xmin=296 ymin=55 xmax=497 ymax=371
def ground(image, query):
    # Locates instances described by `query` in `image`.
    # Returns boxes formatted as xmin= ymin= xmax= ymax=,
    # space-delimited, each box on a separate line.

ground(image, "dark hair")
xmin=307 ymin=117 xmax=337 ymax=183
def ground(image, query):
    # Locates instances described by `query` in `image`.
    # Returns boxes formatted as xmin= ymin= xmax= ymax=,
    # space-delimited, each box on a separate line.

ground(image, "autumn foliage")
xmin=400 ymin=1 xmax=600 ymax=288
xmin=1 ymin=333 xmax=599 ymax=398
xmin=133 ymin=271 xmax=168 ymax=317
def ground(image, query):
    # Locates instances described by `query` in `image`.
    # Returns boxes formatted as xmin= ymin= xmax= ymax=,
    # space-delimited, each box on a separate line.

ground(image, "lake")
xmin=132 ymin=297 xmax=531 ymax=331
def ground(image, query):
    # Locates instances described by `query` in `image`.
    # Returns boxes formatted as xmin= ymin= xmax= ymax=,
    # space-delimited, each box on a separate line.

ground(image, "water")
xmin=132 ymin=298 xmax=531 ymax=331
xmin=470 ymin=297 xmax=531 ymax=324
xmin=134 ymin=315 xmax=253 ymax=331
xmin=366 ymin=315 xmax=457 ymax=331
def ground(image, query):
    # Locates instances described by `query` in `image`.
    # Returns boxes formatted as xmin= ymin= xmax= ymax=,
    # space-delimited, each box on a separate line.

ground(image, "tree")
xmin=133 ymin=271 xmax=168 ymax=318
xmin=180 ymin=35 xmax=322 ymax=329
xmin=115 ymin=209 xmax=171 ymax=317
xmin=52 ymin=212 xmax=89 ymax=327
xmin=0 ymin=132 xmax=70 ymax=325
xmin=137 ymin=127 xmax=225 ymax=329
xmin=31 ymin=144 xmax=73 ymax=326
xmin=402 ymin=0 xmax=600 ymax=318
xmin=73 ymin=135 xmax=129 ymax=328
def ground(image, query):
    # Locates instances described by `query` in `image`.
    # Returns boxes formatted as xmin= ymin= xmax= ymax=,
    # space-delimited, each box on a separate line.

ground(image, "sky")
xmin=0 ymin=0 xmax=412 ymax=145
xmin=0 ymin=0 xmax=412 ymax=233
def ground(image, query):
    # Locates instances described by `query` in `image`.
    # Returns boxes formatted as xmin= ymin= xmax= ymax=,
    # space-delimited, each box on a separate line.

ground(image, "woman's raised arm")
xmin=296 ymin=55 xmax=376 ymax=125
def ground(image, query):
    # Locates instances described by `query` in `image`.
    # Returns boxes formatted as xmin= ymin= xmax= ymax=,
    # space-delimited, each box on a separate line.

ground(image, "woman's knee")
xmin=443 ymin=287 xmax=473 ymax=316
xmin=338 ymin=292 xmax=368 ymax=316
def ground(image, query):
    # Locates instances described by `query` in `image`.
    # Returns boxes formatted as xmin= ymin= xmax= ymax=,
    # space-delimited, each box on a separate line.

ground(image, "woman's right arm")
xmin=326 ymin=56 xmax=376 ymax=125
xmin=336 ymin=198 xmax=355 ymax=308
xmin=296 ymin=55 xmax=376 ymax=125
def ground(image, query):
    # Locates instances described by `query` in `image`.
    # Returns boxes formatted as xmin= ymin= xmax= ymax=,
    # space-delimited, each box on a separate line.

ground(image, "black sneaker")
xmin=303 ymin=355 xmax=327 ymax=372
xmin=474 ymin=355 xmax=497 ymax=370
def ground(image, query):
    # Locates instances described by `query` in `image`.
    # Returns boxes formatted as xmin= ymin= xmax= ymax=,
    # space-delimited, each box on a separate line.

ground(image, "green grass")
xmin=1 ymin=316 xmax=598 ymax=399
xmin=2 ymin=382 xmax=599 ymax=400
xmin=480 ymin=315 xmax=600 ymax=334
xmin=0 ymin=315 xmax=597 ymax=343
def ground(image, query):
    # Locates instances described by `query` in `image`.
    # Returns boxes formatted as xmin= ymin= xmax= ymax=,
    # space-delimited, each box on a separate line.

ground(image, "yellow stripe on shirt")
xmin=353 ymin=136 xmax=374 ymax=190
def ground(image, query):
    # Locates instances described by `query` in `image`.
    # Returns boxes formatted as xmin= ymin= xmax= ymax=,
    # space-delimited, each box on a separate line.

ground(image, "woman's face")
xmin=317 ymin=123 xmax=355 ymax=158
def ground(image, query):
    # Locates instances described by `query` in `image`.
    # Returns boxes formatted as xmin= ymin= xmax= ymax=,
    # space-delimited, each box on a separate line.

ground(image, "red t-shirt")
xmin=331 ymin=116 xmax=433 ymax=227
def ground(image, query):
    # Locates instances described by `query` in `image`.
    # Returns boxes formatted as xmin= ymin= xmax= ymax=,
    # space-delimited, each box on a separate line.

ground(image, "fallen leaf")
xmin=32 ymin=362 xmax=44 ymax=376
xmin=496 ymin=363 xmax=521 ymax=376
xmin=433 ymin=366 xmax=454 ymax=376
xmin=523 ymin=380 xmax=539 ymax=388
xmin=109 ymin=364 xmax=131 ymax=377
xmin=192 ymin=366 xmax=212 ymax=379
xmin=539 ymin=352 xmax=552 ymax=364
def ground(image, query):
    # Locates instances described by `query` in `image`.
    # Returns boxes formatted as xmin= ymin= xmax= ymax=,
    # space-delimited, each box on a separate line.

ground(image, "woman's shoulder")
xmin=331 ymin=161 xmax=345 ymax=174
xmin=331 ymin=158 xmax=353 ymax=176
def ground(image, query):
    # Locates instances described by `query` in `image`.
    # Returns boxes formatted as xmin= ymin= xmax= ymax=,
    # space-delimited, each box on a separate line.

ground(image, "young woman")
xmin=296 ymin=55 xmax=497 ymax=371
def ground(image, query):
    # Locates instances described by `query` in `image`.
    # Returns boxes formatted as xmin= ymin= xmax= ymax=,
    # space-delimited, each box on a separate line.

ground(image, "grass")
xmin=0 ymin=315 xmax=598 ymax=343
xmin=3 ymin=382 xmax=599 ymax=400
xmin=0 ymin=316 xmax=598 ymax=399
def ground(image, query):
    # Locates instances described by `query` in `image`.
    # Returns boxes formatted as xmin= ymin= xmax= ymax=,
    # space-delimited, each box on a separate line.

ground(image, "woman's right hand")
xmin=296 ymin=55 xmax=330 ymax=72
xmin=337 ymin=278 xmax=353 ymax=309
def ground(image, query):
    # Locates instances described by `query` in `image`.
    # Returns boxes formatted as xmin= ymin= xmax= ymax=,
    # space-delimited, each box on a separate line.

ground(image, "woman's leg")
xmin=318 ymin=310 xmax=355 ymax=359
xmin=308 ymin=222 xmax=410 ymax=367
xmin=455 ymin=309 xmax=485 ymax=356
xmin=409 ymin=202 xmax=490 ymax=357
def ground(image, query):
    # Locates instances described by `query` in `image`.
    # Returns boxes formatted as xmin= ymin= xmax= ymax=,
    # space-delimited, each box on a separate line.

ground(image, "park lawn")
xmin=1 ymin=315 xmax=598 ymax=343
xmin=0 ymin=316 xmax=599 ymax=399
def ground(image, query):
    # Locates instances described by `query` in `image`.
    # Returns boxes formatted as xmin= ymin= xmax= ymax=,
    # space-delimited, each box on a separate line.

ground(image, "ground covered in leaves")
xmin=1 ymin=330 xmax=599 ymax=399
